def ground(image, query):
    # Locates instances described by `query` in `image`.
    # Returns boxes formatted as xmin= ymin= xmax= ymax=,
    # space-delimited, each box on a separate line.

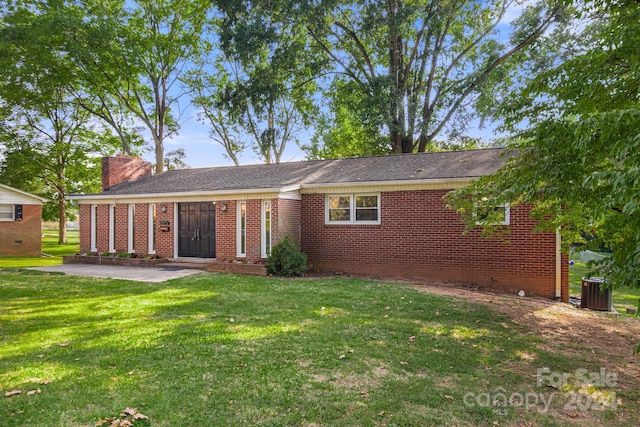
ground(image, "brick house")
xmin=0 ymin=183 xmax=47 ymax=256
xmin=71 ymin=150 xmax=568 ymax=301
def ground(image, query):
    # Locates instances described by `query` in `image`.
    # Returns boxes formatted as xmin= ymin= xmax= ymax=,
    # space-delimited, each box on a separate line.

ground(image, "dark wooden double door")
xmin=178 ymin=203 xmax=216 ymax=258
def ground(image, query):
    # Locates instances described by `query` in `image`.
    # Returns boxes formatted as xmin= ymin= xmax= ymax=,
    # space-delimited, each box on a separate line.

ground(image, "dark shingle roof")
xmin=100 ymin=148 xmax=508 ymax=196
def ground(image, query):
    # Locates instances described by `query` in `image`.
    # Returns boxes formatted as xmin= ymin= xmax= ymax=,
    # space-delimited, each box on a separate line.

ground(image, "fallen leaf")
xmin=360 ymin=390 xmax=368 ymax=398
xmin=348 ymin=349 xmax=354 ymax=353
xmin=493 ymin=421 xmax=499 ymax=426
xmin=445 ymin=395 xmax=454 ymax=401
xmin=58 ymin=342 xmax=69 ymax=347
xmin=108 ymin=365 xmax=117 ymax=369
xmin=408 ymin=336 xmax=417 ymax=342
xmin=27 ymin=389 xmax=41 ymax=396
xmin=37 ymin=354 xmax=44 ymax=358
xmin=229 ymin=318 xmax=235 ymax=322
xmin=132 ymin=413 xmax=148 ymax=420
xmin=127 ymin=371 xmax=134 ymax=376
xmin=121 ymin=407 xmax=137 ymax=417
xmin=119 ymin=420 xmax=133 ymax=427
xmin=41 ymin=380 xmax=53 ymax=385
xmin=4 ymin=390 xmax=22 ymax=397
xmin=338 ymin=354 xmax=346 ymax=360
xmin=567 ymin=412 xmax=580 ymax=419
xmin=385 ymin=306 xmax=391 ymax=310
xmin=95 ymin=418 xmax=113 ymax=426
xmin=400 ymin=361 xmax=410 ymax=365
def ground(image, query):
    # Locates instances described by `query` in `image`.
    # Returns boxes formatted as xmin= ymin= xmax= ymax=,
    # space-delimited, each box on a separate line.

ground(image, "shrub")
xmin=266 ymin=237 xmax=308 ymax=277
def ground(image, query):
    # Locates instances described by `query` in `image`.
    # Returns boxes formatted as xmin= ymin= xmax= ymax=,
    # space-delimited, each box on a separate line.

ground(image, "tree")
xmin=299 ymin=0 xmax=568 ymax=155
xmin=446 ymin=0 xmax=640 ymax=289
xmin=190 ymin=1 xmax=318 ymax=164
xmin=66 ymin=0 xmax=212 ymax=173
xmin=0 ymin=2 xmax=116 ymax=244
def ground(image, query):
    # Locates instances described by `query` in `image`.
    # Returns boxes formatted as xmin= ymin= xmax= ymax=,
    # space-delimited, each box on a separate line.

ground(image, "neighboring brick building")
xmin=0 ymin=184 xmax=47 ymax=256
xmin=71 ymin=149 xmax=569 ymax=301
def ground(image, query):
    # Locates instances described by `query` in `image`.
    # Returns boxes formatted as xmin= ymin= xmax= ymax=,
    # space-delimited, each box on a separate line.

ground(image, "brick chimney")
xmin=102 ymin=154 xmax=153 ymax=191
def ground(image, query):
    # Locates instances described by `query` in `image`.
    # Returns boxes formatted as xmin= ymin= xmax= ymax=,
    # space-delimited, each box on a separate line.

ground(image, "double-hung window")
xmin=261 ymin=200 xmax=271 ymax=258
xmin=0 ymin=204 xmax=14 ymax=221
xmin=237 ymin=201 xmax=247 ymax=257
xmin=475 ymin=200 xmax=510 ymax=225
xmin=326 ymin=194 xmax=380 ymax=224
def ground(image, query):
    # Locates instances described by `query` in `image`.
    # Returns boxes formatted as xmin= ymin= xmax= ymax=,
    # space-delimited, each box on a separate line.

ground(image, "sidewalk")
xmin=29 ymin=264 xmax=203 ymax=283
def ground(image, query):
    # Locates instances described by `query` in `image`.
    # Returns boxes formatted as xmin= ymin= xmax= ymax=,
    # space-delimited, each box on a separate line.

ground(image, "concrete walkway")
xmin=30 ymin=264 xmax=203 ymax=283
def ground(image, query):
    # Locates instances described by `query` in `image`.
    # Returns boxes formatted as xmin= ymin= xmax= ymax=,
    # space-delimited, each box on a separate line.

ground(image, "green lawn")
xmin=1 ymin=271 xmax=631 ymax=426
xmin=0 ymin=230 xmax=79 ymax=268
xmin=569 ymin=260 xmax=640 ymax=316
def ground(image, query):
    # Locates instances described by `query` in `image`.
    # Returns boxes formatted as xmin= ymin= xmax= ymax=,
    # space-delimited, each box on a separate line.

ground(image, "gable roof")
xmin=0 ymin=183 xmax=48 ymax=204
xmin=73 ymin=148 xmax=509 ymax=199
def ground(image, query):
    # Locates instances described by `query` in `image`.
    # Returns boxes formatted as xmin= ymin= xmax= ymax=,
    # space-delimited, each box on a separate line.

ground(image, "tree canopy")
xmin=446 ymin=0 xmax=640 ymax=289
xmin=301 ymin=0 xmax=568 ymax=155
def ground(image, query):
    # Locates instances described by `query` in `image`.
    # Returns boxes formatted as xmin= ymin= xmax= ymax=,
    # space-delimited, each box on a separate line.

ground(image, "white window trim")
xmin=148 ymin=204 xmax=156 ymax=254
xmin=325 ymin=193 xmax=381 ymax=225
xmin=127 ymin=204 xmax=135 ymax=253
xmin=108 ymin=204 xmax=116 ymax=253
xmin=474 ymin=203 xmax=511 ymax=226
xmin=261 ymin=200 xmax=272 ymax=258
xmin=237 ymin=201 xmax=247 ymax=257
xmin=0 ymin=204 xmax=14 ymax=221
xmin=90 ymin=204 xmax=97 ymax=252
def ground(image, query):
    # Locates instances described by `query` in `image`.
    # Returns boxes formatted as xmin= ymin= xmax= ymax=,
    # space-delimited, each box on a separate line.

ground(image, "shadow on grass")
xmin=0 ymin=271 xmax=602 ymax=426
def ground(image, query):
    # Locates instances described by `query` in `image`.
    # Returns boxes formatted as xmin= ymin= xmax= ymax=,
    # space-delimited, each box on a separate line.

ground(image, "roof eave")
xmin=0 ymin=183 xmax=48 ymax=203
xmin=69 ymin=185 xmax=302 ymax=202
xmin=300 ymin=176 xmax=477 ymax=190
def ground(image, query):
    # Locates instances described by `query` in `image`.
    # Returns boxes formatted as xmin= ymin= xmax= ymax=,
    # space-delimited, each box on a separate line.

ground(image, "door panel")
xmin=178 ymin=203 xmax=216 ymax=258
xmin=198 ymin=203 xmax=216 ymax=258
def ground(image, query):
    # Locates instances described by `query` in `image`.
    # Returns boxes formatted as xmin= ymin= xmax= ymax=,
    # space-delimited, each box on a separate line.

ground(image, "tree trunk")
xmin=58 ymin=197 xmax=67 ymax=245
xmin=155 ymin=138 xmax=164 ymax=174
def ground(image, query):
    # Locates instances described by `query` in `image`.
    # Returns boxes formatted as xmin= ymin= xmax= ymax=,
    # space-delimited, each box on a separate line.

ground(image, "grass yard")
xmin=1 ymin=271 xmax=639 ymax=426
xmin=569 ymin=260 xmax=640 ymax=316
xmin=0 ymin=230 xmax=79 ymax=268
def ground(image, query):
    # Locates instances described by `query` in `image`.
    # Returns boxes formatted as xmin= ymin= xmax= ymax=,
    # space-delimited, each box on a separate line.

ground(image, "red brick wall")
xmin=0 ymin=204 xmax=42 ymax=256
xmin=79 ymin=204 xmax=91 ymax=254
xmin=96 ymin=205 xmax=110 ymax=253
xmin=214 ymin=199 xmax=262 ymax=262
xmin=133 ymin=203 xmax=149 ymax=254
xmin=274 ymin=198 xmax=301 ymax=247
xmin=102 ymin=155 xmax=153 ymax=191
xmin=301 ymin=190 xmax=568 ymax=301
xmin=113 ymin=204 xmax=128 ymax=253
xmin=216 ymin=200 xmax=236 ymax=261
xmin=155 ymin=203 xmax=174 ymax=258
xmin=245 ymin=200 xmax=261 ymax=261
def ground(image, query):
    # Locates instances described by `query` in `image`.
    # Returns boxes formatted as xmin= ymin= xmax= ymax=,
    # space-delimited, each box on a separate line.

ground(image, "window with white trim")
xmin=90 ymin=204 xmax=98 ymax=252
xmin=128 ymin=204 xmax=135 ymax=253
xmin=237 ymin=201 xmax=246 ymax=257
xmin=261 ymin=200 xmax=271 ymax=258
xmin=475 ymin=202 xmax=510 ymax=225
xmin=148 ymin=204 xmax=156 ymax=254
xmin=326 ymin=194 xmax=380 ymax=224
xmin=109 ymin=204 xmax=116 ymax=253
xmin=0 ymin=204 xmax=14 ymax=221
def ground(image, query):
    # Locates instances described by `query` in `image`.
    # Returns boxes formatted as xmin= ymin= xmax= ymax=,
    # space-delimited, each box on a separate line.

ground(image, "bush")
xmin=266 ymin=237 xmax=308 ymax=277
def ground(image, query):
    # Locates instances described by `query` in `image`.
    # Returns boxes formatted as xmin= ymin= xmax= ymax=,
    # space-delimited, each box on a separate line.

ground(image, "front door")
xmin=178 ymin=203 xmax=216 ymax=258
